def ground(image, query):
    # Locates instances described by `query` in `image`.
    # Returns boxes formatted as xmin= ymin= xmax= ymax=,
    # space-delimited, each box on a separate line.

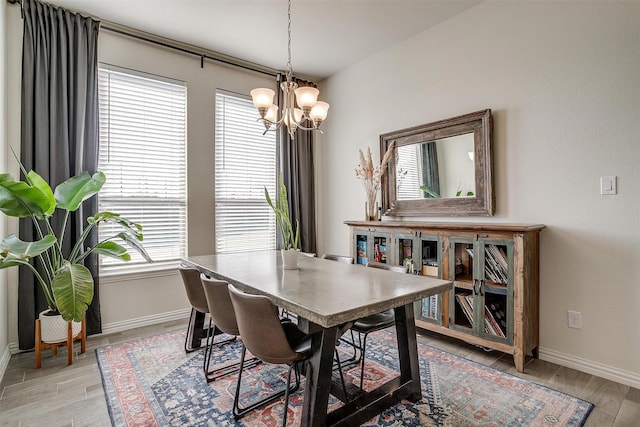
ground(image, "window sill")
xmin=100 ymin=262 xmax=181 ymax=283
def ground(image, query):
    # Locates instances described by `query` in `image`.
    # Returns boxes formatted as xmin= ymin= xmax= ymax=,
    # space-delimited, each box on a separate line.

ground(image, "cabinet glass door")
xmin=477 ymin=239 xmax=513 ymax=344
xmin=449 ymin=238 xmax=475 ymax=333
xmin=354 ymin=229 xmax=390 ymax=265
xmin=416 ymin=235 xmax=442 ymax=325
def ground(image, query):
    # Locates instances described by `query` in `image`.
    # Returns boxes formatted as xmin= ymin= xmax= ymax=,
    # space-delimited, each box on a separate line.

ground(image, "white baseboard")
xmin=6 ymin=308 xmax=190 ymax=357
xmin=100 ymin=308 xmax=191 ymax=335
xmin=0 ymin=345 xmax=11 ymax=383
xmin=539 ymin=346 xmax=640 ymax=389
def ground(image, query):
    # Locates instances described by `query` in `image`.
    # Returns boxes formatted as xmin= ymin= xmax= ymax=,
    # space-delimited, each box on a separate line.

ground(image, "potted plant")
xmin=264 ymin=174 xmax=299 ymax=269
xmin=0 ymin=162 xmax=150 ymax=342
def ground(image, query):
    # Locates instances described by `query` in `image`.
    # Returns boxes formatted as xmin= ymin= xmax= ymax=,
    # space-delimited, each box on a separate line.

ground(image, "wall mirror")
xmin=380 ymin=109 xmax=494 ymax=216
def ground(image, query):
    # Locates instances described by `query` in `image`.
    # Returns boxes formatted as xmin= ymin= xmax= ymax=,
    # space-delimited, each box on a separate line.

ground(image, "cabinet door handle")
xmin=479 ymin=279 xmax=485 ymax=296
xmin=472 ymin=279 xmax=477 ymax=295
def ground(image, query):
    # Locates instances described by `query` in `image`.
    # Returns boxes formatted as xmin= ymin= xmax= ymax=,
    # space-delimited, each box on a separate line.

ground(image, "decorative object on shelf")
xmin=0 ymin=157 xmax=151 ymax=365
xmin=355 ymin=141 xmax=395 ymax=221
xmin=265 ymin=174 xmax=300 ymax=269
xmin=250 ymin=0 xmax=330 ymax=140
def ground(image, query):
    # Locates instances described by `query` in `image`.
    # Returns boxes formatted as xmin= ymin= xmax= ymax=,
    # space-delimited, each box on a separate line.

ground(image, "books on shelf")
xmin=464 ymin=244 xmax=508 ymax=285
xmin=357 ymin=238 xmax=367 ymax=264
xmin=421 ymin=295 xmax=438 ymax=319
xmin=454 ymin=293 xmax=507 ymax=338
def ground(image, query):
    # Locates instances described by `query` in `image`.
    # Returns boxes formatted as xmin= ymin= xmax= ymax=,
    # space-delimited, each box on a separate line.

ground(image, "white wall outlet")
xmin=568 ymin=310 xmax=582 ymax=329
xmin=600 ymin=176 xmax=617 ymax=195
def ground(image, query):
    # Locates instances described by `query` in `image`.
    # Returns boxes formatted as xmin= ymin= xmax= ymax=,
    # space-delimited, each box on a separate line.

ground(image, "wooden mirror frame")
xmin=380 ymin=109 xmax=494 ymax=217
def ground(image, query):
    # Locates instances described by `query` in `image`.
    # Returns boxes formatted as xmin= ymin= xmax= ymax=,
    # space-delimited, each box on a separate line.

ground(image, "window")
xmin=98 ymin=65 xmax=187 ymax=274
xmin=214 ymin=90 xmax=277 ymax=253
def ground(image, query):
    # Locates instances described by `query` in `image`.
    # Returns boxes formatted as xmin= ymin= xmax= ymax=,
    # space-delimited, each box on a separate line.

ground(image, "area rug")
xmin=96 ymin=329 xmax=593 ymax=426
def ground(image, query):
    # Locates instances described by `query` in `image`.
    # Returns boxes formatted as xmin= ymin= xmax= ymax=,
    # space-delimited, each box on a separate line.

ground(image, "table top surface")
xmin=182 ymin=251 xmax=451 ymax=328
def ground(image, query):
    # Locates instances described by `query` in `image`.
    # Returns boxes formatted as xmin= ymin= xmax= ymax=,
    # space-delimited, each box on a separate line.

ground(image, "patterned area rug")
xmin=96 ymin=330 xmax=593 ymax=426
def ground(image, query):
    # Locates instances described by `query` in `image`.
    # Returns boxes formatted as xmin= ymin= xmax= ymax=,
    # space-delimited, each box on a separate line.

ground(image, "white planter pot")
xmin=281 ymin=249 xmax=300 ymax=270
xmin=39 ymin=309 xmax=82 ymax=343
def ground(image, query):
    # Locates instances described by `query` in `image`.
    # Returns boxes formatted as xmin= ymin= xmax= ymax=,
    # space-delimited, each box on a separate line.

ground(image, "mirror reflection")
xmin=395 ymin=133 xmax=475 ymax=200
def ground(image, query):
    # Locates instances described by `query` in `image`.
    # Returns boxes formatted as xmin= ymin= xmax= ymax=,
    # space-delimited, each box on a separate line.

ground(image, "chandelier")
xmin=250 ymin=0 xmax=330 ymax=140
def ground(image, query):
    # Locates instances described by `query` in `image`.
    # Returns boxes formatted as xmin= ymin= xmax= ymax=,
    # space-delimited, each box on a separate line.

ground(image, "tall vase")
xmin=365 ymin=190 xmax=378 ymax=221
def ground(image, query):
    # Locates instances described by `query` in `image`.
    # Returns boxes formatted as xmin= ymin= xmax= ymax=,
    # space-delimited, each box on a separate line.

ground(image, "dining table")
xmin=181 ymin=250 xmax=451 ymax=427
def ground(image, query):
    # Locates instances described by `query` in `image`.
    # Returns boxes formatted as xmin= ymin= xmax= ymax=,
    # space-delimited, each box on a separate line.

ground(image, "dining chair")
xmin=228 ymin=284 xmax=314 ymax=426
xmin=348 ymin=262 xmax=408 ymax=389
xmin=179 ymin=265 xmax=211 ymax=353
xmin=321 ymin=253 xmax=355 ymax=264
xmin=200 ymin=275 xmax=259 ymax=382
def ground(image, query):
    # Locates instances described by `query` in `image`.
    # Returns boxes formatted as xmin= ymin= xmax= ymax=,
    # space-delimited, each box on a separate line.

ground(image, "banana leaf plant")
xmin=264 ymin=174 xmax=299 ymax=251
xmin=0 ymin=165 xmax=151 ymax=322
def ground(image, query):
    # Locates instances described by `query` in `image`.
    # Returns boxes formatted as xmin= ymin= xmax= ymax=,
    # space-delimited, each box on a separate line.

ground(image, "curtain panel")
xmin=18 ymin=0 xmax=101 ymax=349
xmin=276 ymin=74 xmax=318 ymax=254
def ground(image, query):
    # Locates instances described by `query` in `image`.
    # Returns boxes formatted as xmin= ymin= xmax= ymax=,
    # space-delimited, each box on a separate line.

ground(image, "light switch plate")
xmin=600 ymin=176 xmax=617 ymax=195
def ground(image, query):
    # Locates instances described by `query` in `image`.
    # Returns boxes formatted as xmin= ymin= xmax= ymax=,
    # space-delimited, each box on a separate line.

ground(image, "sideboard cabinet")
xmin=345 ymin=220 xmax=545 ymax=372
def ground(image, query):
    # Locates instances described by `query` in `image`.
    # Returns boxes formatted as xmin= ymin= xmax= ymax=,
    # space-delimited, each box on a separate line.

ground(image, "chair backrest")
xmin=321 ymin=253 xmax=354 ymax=264
xmin=228 ymin=285 xmax=299 ymax=365
xmin=200 ymin=274 xmax=239 ymax=336
xmin=367 ymin=261 xmax=409 ymax=274
xmin=179 ymin=265 xmax=209 ymax=313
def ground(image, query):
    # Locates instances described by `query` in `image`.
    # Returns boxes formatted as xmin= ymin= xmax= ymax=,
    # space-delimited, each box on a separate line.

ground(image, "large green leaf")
xmin=54 ymin=171 xmax=106 ymax=212
xmin=26 ymin=171 xmax=56 ymax=216
xmin=90 ymin=211 xmax=143 ymax=240
xmin=91 ymin=241 xmax=131 ymax=261
xmin=0 ymin=178 xmax=53 ymax=218
xmin=0 ymin=234 xmax=57 ymax=261
xmin=51 ymin=262 xmax=94 ymax=322
xmin=117 ymin=232 xmax=152 ymax=262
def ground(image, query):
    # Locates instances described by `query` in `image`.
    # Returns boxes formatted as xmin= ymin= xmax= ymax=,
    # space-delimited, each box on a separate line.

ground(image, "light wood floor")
xmin=0 ymin=319 xmax=638 ymax=427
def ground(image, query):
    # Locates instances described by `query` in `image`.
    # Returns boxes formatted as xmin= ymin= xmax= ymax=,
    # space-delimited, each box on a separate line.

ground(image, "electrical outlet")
xmin=568 ymin=310 xmax=582 ymax=329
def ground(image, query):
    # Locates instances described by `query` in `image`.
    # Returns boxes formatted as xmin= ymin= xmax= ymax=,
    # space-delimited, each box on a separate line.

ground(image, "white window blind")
xmin=215 ymin=91 xmax=276 ymax=253
xmin=98 ymin=65 xmax=187 ymax=274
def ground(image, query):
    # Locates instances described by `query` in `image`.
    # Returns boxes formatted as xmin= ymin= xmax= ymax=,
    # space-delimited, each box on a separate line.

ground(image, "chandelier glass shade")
xmin=250 ymin=0 xmax=329 ymax=139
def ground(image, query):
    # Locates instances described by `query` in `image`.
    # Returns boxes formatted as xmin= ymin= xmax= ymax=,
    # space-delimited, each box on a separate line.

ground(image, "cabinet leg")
xmin=514 ymin=353 xmax=525 ymax=373
xmin=531 ymin=346 xmax=539 ymax=359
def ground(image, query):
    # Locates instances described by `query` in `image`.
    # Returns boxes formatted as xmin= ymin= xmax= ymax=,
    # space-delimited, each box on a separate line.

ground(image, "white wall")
xmin=3 ymin=13 xmax=277 ymax=345
xmin=318 ymin=1 xmax=640 ymax=386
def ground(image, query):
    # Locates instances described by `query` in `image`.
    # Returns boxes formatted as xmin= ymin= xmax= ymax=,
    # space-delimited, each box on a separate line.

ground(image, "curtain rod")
xmin=6 ymin=0 xmax=280 ymax=78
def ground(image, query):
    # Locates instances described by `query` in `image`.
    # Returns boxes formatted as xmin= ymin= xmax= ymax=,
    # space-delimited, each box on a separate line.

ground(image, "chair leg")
xmin=232 ymin=345 xmax=300 ymax=421
xmin=184 ymin=307 xmax=196 ymax=353
xmin=333 ymin=349 xmax=350 ymax=402
xmin=359 ymin=332 xmax=370 ymax=390
xmin=202 ymin=318 xmax=246 ymax=383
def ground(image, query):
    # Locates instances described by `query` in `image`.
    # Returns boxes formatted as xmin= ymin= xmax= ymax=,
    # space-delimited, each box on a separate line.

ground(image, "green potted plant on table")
xmin=0 ymin=163 xmax=150 ymax=343
xmin=265 ymin=174 xmax=300 ymax=269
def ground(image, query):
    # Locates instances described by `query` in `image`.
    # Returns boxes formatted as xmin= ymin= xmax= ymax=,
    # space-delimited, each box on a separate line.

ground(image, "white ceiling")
xmin=46 ymin=0 xmax=481 ymax=80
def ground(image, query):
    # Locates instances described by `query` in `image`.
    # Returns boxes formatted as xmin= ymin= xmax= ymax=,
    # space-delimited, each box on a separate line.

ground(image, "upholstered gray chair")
xmin=321 ymin=253 xmax=354 ymax=264
xmin=228 ymin=284 xmax=314 ymax=426
xmin=200 ymin=275 xmax=258 ymax=382
xmin=349 ymin=262 xmax=409 ymax=389
xmin=179 ymin=266 xmax=210 ymax=353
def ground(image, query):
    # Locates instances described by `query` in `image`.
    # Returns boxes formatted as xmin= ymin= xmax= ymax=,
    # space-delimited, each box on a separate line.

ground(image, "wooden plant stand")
xmin=35 ymin=316 xmax=86 ymax=368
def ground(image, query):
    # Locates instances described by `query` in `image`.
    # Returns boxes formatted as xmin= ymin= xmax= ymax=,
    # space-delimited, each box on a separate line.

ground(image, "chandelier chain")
xmin=286 ymin=0 xmax=292 ymax=79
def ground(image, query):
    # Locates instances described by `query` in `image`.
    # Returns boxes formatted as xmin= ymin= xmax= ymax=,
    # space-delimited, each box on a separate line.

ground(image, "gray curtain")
xmin=18 ymin=0 xmax=101 ymax=349
xmin=421 ymin=142 xmax=440 ymax=198
xmin=277 ymin=74 xmax=317 ymax=254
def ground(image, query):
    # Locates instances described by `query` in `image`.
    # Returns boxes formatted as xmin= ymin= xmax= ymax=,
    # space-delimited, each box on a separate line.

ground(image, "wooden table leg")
xmin=394 ymin=303 xmax=422 ymax=401
xmin=300 ymin=326 xmax=338 ymax=427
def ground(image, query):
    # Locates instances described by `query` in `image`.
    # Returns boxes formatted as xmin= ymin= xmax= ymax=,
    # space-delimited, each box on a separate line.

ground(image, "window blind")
xmin=215 ymin=91 xmax=277 ymax=253
xmin=98 ymin=65 xmax=187 ymax=274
